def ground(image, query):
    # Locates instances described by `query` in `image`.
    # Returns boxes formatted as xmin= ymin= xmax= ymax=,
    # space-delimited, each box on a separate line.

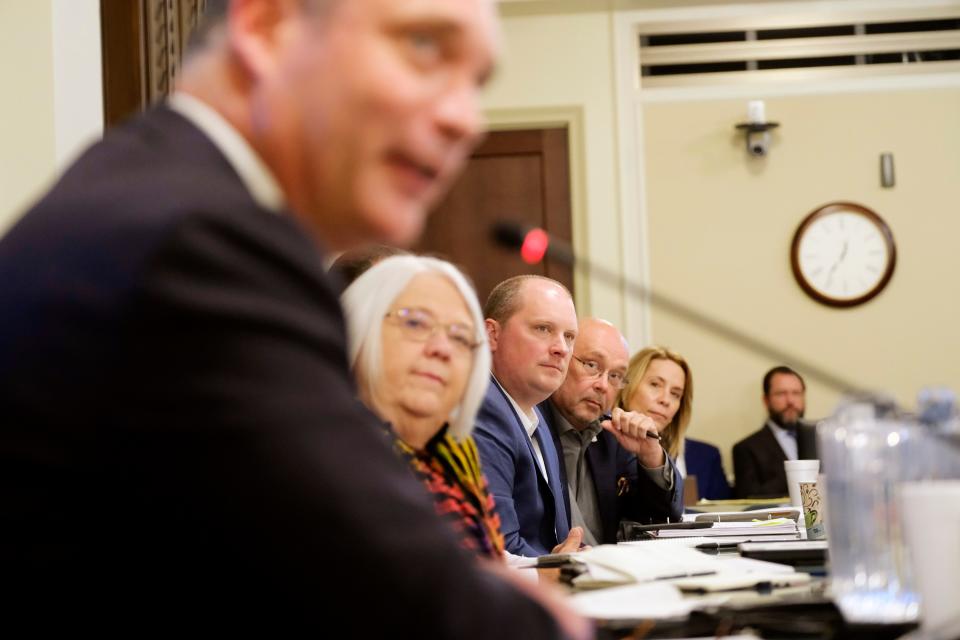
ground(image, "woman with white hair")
xmin=341 ymin=255 xmax=503 ymax=559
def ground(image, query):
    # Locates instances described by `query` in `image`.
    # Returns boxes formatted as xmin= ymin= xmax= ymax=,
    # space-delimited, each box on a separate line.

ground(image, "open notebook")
xmin=558 ymin=544 xmax=723 ymax=589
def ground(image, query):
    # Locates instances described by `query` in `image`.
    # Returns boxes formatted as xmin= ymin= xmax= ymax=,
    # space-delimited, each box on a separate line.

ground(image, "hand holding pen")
xmin=597 ymin=407 xmax=665 ymax=467
xmin=597 ymin=410 xmax=660 ymax=440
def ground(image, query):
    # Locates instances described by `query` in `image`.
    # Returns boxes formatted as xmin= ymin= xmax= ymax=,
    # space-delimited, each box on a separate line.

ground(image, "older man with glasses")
xmin=539 ymin=318 xmax=683 ymax=545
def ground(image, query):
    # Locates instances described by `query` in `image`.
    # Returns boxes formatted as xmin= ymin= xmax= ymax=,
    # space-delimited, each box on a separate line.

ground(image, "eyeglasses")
xmin=384 ymin=308 xmax=480 ymax=353
xmin=572 ymin=355 xmax=628 ymax=389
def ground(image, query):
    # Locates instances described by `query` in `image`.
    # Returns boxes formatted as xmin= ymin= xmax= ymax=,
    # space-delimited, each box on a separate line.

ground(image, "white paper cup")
xmin=899 ymin=480 xmax=960 ymax=629
xmin=784 ymin=459 xmax=820 ymax=507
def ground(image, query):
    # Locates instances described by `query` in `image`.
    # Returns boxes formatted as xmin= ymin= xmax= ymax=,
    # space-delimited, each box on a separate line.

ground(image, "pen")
xmin=599 ymin=412 xmax=661 ymax=440
xmin=695 ymin=541 xmax=740 ymax=551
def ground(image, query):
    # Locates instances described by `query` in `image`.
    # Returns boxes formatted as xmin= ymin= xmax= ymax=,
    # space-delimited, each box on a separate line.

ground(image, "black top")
xmin=733 ymin=422 xmax=817 ymax=498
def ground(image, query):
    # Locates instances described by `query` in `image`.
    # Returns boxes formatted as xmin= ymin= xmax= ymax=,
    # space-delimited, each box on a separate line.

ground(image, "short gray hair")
xmin=340 ymin=255 xmax=491 ymax=440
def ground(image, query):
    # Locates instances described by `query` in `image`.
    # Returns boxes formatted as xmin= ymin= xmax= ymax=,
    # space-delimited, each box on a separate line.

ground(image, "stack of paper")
xmin=569 ymin=582 xmax=699 ymax=620
xmin=657 ymin=518 xmax=799 ymax=539
xmin=566 ymin=544 xmax=812 ymax=620
xmin=690 ymin=506 xmax=802 ymax=523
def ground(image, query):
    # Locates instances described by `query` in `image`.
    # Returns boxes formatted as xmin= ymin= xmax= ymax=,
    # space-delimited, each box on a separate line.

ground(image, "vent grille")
xmin=639 ymin=9 xmax=960 ymax=87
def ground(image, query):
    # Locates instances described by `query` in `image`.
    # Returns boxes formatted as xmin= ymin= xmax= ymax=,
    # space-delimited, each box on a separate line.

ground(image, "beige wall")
xmin=643 ymin=88 xmax=960 ymax=475
xmin=0 ymin=0 xmax=102 ymax=236
xmin=484 ymin=3 xmax=627 ymax=325
xmin=0 ymin=1 xmax=55 ymax=233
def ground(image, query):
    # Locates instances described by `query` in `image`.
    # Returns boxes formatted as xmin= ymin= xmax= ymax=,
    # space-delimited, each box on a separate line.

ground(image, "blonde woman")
xmin=619 ymin=346 xmax=731 ymax=500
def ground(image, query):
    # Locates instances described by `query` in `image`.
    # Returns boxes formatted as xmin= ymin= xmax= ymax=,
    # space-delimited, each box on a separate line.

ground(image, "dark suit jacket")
xmin=732 ymin=422 xmax=817 ymax=498
xmin=0 ymin=106 xmax=560 ymax=636
xmin=474 ymin=378 xmax=570 ymax=556
xmin=540 ymin=401 xmax=683 ymax=544
xmin=684 ymin=438 xmax=732 ymax=500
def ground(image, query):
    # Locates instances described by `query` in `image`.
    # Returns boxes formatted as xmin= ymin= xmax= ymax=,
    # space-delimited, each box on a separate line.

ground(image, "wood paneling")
xmin=416 ymin=128 xmax=574 ymax=305
xmin=100 ymin=0 xmax=207 ymax=128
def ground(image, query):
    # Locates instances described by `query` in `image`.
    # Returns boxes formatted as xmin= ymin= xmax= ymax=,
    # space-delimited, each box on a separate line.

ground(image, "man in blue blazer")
xmin=474 ymin=276 xmax=584 ymax=557
xmin=540 ymin=319 xmax=683 ymax=545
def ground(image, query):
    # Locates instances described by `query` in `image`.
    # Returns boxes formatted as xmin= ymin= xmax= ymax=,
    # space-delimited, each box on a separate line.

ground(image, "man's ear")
xmin=762 ymin=394 xmax=771 ymax=410
xmin=485 ymin=318 xmax=499 ymax=353
xmin=226 ymin=0 xmax=299 ymax=80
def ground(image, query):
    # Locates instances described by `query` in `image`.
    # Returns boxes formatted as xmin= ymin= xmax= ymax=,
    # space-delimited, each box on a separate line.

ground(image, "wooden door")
xmin=415 ymin=127 xmax=574 ymax=306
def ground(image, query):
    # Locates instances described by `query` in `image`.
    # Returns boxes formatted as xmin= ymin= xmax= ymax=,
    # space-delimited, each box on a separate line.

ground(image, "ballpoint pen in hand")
xmin=598 ymin=412 xmax=661 ymax=440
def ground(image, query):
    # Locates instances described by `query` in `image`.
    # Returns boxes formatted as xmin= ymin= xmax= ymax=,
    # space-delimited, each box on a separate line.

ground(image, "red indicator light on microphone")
xmin=520 ymin=228 xmax=549 ymax=264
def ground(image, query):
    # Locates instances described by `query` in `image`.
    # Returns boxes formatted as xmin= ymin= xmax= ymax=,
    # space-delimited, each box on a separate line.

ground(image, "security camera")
xmin=746 ymin=131 xmax=770 ymax=157
xmin=735 ymin=101 xmax=779 ymax=158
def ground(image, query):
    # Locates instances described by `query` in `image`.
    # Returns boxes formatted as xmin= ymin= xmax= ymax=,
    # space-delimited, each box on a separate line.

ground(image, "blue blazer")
xmin=684 ymin=438 xmax=732 ymax=501
xmin=540 ymin=401 xmax=684 ymax=543
xmin=474 ymin=377 xmax=570 ymax=556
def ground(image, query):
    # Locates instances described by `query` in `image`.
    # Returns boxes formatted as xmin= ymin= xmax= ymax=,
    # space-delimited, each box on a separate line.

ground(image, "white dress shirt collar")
xmin=492 ymin=375 xmax=539 ymax=437
xmin=168 ymin=92 xmax=285 ymax=213
xmin=766 ymin=419 xmax=799 ymax=461
xmin=492 ymin=375 xmax=548 ymax=483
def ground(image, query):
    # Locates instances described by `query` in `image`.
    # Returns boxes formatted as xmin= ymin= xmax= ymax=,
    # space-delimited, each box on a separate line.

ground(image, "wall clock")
xmin=790 ymin=202 xmax=896 ymax=308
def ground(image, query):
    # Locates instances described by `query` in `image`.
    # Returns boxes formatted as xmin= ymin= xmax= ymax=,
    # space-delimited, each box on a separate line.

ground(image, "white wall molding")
xmin=52 ymin=0 xmax=103 ymax=170
xmin=612 ymin=11 xmax=652 ymax=349
xmin=640 ymin=68 xmax=960 ymax=103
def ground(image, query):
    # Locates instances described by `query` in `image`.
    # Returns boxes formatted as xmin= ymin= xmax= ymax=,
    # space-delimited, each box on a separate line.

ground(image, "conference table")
xmin=588 ymin=569 xmax=916 ymax=640
xmin=549 ymin=502 xmax=921 ymax=640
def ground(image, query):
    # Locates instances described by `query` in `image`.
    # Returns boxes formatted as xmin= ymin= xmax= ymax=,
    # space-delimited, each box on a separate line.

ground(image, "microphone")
xmin=491 ymin=221 xmax=863 ymax=395
xmin=492 ymin=222 xmax=574 ymax=266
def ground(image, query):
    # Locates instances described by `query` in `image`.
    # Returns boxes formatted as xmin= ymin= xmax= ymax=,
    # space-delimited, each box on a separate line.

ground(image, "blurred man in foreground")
xmin=0 ymin=1 xmax=588 ymax=637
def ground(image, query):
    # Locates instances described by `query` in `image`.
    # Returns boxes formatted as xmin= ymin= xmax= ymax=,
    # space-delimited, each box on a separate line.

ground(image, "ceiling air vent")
xmin=639 ymin=8 xmax=960 ymax=87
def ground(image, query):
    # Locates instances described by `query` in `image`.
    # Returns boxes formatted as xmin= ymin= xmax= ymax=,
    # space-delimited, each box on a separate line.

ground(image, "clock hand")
xmin=837 ymin=240 xmax=849 ymax=263
xmin=826 ymin=240 xmax=849 ymax=281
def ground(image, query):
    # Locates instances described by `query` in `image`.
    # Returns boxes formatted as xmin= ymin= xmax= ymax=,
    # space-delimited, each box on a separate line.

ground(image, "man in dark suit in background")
xmin=474 ymin=275 xmax=585 ymax=557
xmin=540 ymin=318 xmax=682 ymax=545
xmin=733 ymin=366 xmax=817 ymax=498
xmin=0 ymin=1 xmax=587 ymax=637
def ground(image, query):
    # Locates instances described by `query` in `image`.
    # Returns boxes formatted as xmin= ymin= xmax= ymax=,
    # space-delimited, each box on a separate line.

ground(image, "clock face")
xmin=791 ymin=203 xmax=896 ymax=307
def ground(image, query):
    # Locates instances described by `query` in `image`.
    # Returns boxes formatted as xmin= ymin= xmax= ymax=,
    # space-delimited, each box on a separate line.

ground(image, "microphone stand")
xmin=493 ymin=222 xmax=865 ymax=396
